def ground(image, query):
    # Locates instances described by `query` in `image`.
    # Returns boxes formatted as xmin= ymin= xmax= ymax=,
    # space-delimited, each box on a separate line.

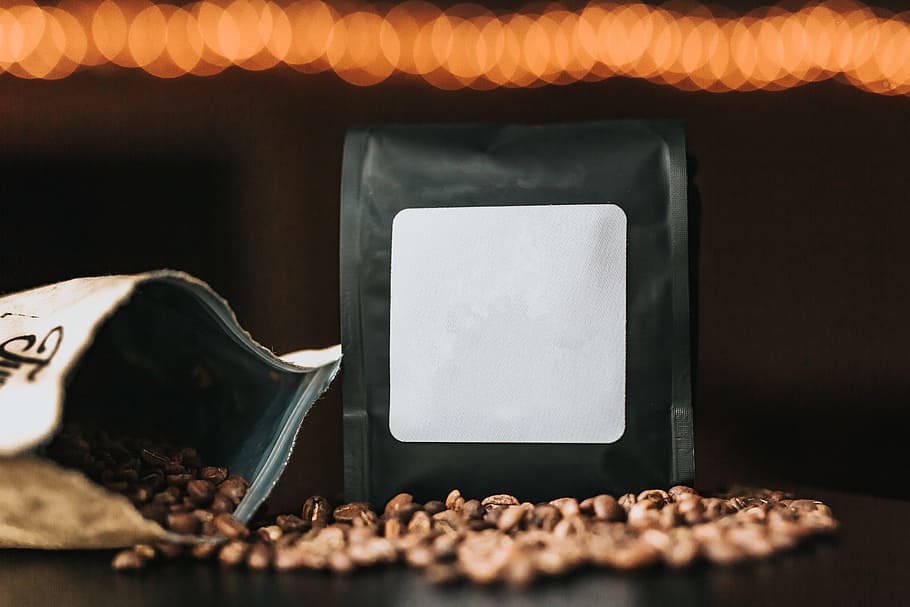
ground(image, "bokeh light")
xmin=0 ymin=0 xmax=905 ymax=96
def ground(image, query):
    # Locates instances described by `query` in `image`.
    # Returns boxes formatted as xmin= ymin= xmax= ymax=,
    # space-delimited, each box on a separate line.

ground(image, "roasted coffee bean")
xmin=190 ymin=542 xmax=219 ymax=560
xmin=276 ymin=514 xmax=309 ymax=533
xmin=497 ymin=506 xmax=525 ymax=532
xmin=209 ymin=493 xmax=235 ymax=514
xmin=668 ymin=485 xmax=697 ymax=500
xmin=444 ymin=489 xmax=462 ymax=511
xmin=462 ymin=499 xmax=484 ymax=520
xmin=394 ymin=502 xmax=423 ymax=524
xmin=424 ymin=500 xmax=446 ymax=515
xmin=333 ymin=502 xmax=372 ymax=523
xmin=186 ymin=479 xmax=215 ymax=504
xmin=618 ymin=493 xmax=638 ymax=511
xmin=627 ymin=501 xmax=661 ymax=529
xmin=257 ymin=525 xmax=283 ymax=543
xmin=164 ymin=472 xmax=193 ymax=487
xmin=198 ymin=466 xmax=228 ymax=484
xmin=219 ymin=540 xmax=249 ymax=566
xmin=385 ymin=493 xmax=414 ymax=518
xmin=482 ymin=494 xmax=520 ymax=510
xmin=592 ymin=495 xmax=625 ymax=522
xmin=432 ymin=510 xmax=464 ymax=534
xmin=638 ymin=489 xmax=670 ymax=504
xmin=533 ymin=505 xmax=560 ymax=531
xmin=407 ymin=511 xmax=433 ymax=536
xmin=167 ymin=512 xmax=200 ymax=535
xmin=112 ymin=549 xmax=147 ymax=571
xmin=405 ymin=545 xmax=435 ymax=568
xmin=383 ymin=518 xmax=403 ymax=539
xmin=139 ymin=503 xmax=168 ymax=526
xmin=352 ymin=509 xmax=378 ymax=527
xmin=328 ymin=550 xmax=355 ymax=573
xmin=247 ymin=543 xmax=272 ymax=569
xmin=153 ymin=486 xmax=181 ymax=506
xmin=217 ymin=476 xmax=249 ymax=505
xmin=302 ymin=495 xmax=331 ymax=527
xmin=129 ymin=487 xmax=152 ymax=505
xmin=789 ymin=499 xmax=833 ymax=517
xmin=550 ymin=497 xmax=581 ymax=518
xmin=155 ymin=542 xmax=185 ymax=559
xmin=214 ymin=513 xmax=250 ymax=540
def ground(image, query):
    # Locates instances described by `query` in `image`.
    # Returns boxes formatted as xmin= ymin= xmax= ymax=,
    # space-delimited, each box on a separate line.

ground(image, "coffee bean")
xmin=638 ymin=489 xmax=670 ymax=505
xmin=592 ymin=495 xmax=624 ymax=522
xmin=167 ymin=512 xmax=200 ymax=535
xmin=462 ymin=499 xmax=484 ymax=520
xmin=407 ymin=511 xmax=432 ymax=536
xmin=217 ymin=476 xmax=248 ymax=505
xmin=482 ymin=494 xmax=520 ymax=510
xmin=497 ymin=506 xmax=525 ymax=532
xmin=627 ymin=501 xmax=661 ymax=529
xmin=302 ymin=495 xmax=330 ymax=527
xmin=533 ymin=505 xmax=560 ymax=531
xmin=618 ymin=493 xmax=637 ymax=511
xmin=328 ymin=550 xmax=355 ymax=573
xmin=549 ymin=497 xmax=581 ymax=518
xmin=214 ymin=513 xmax=250 ymax=540
xmin=164 ymin=472 xmax=193 ymax=487
xmin=333 ymin=502 xmax=372 ymax=523
xmin=190 ymin=542 xmax=219 ymax=560
xmin=352 ymin=509 xmax=378 ymax=527
xmin=139 ymin=503 xmax=168 ymax=526
xmin=276 ymin=514 xmax=309 ymax=533
xmin=424 ymin=500 xmax=446 ymax=515
xmin=383 ymin=518 xmax=403 ymax=539
xmin=444 ymin=489 xmax=462 ymax=511
xmin=155 ymin=542 xmax=185 ymax=559
xmin=668 ymin=485 xmax=697 ymax=499
xmin=384 ymin=493 xmax=414 ymax=518
xmin=133 ymin=544 xmax=157 ymax=560
xmin=405 ymin=545 xmax=435 ymax=568
xmin=257 ymin=525 xmax=283 ymax=543
xmin=153 ymin=486 xmax=181 ymax=506
xmin=432 ymin=510 xmax=464 ymax=534
xmin=247 ymin=543 xmax=272 ymax=569
xmin=111 ymin=549 xmax=147 ymax=571
xmin=186 ymin=479 xmax=215 ymax=504
xmin=139 ymin=471 xmax=165 ymax=492
xmin=209 ymin=493 xmax=235 ymax=514
xmin=219 ymin=540 xmax=249 ymax=566
xmin=198 ymin=466 xmax=228 ymax=484
xmin=394 ymin=502 xmax=423 ymax=524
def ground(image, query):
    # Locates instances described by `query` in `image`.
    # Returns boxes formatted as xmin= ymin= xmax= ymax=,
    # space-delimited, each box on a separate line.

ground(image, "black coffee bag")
xmin=341 ymin=121 xmax=694 ymax=505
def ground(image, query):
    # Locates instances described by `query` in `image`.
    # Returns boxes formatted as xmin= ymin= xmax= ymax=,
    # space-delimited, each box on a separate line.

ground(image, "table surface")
xmin=1 ymin=486 xmax=907 ymax=607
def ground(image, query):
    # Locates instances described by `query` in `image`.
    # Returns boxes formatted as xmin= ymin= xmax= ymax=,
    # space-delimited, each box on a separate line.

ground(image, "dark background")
xmin=2 ymin=48 xmax=908 ymax=505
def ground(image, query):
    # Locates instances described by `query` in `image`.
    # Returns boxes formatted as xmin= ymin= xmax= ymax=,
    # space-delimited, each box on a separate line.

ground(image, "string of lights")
xmin=0 ymin=1 xmax=907 ymax=94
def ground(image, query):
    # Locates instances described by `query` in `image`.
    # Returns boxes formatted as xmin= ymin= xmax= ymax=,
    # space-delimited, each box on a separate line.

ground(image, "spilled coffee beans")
xmin=46 ymin=425 xmax=838 ymax=585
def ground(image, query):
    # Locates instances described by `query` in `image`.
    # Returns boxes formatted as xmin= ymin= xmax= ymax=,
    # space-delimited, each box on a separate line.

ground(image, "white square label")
xmin=389 ymin=204 xmax=626 ymax=443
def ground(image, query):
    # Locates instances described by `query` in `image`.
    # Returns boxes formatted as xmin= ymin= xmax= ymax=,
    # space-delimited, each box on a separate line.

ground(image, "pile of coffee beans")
xmin=47 ymin=425 xmax=838 ymax=585
xmin=46 ymin=423 xmax=249 ymax=543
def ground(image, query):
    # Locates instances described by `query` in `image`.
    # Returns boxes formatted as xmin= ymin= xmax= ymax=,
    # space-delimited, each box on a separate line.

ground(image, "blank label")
xmin=389 ymin=204 xmax=627 ymax=444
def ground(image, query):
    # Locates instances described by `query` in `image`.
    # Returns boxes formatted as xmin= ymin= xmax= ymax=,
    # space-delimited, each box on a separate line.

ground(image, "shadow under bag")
xmin=341 ymin=121 xmax=695 ymax=505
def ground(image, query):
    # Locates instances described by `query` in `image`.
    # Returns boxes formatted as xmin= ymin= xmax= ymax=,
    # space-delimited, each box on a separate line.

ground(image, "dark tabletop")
xmin=1 ymin=487 xmax=907 ymax=607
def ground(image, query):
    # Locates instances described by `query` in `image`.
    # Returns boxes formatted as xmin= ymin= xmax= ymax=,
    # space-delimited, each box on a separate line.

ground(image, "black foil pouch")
xmin=341 ymin=121 xmax=694 ymax=505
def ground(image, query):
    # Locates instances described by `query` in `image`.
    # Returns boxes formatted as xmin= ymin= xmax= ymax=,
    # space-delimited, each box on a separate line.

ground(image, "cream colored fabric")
xmin=0 ymin=456 xmax=166 ymax=548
